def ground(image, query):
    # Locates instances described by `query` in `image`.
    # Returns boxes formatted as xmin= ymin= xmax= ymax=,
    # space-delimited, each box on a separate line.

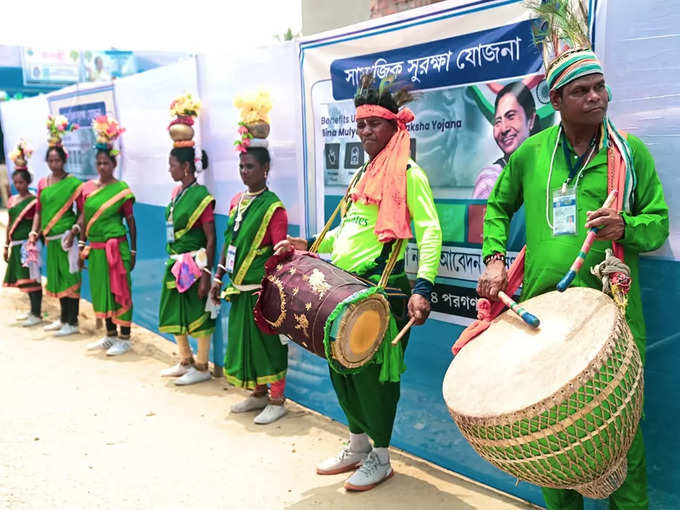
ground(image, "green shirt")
xmin=317 ymin=159 xmax=442 ymax=284
xmin=483 ymin=125 xmax=669 ymax=359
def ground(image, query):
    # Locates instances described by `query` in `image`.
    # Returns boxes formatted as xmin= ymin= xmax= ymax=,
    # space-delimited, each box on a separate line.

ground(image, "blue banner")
xmin=330 ymin=20 xmax=542 ymax=100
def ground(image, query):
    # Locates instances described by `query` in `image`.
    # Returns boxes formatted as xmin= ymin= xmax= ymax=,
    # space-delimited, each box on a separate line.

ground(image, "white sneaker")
xmin=16 ymin=312 xmax=30 ymax=321
xmin=230 ymin=394 xmax=268 ymax=414
xmin=174 ymin=366 xmax=211 ymax=386
xmin=254 ymin=404 xmax=287 ymax=425
xmin=55 ymin=324 xmax=80 ymax=337
xmin=160 ymin=362 xmax=191 ymax=377
xmin=106 ymin=339 xmax=131 ymax=356
xmin=87 ymin=336 xmax=116 ymax=351
xmin=316 ymin=446 xmax=369 ymax=475
xmin=44 ymin=320 xmax=63 ymax=331
xmin=344 ymin=450 xmax=394 ymax=491
xmin=22 ymin=315 xmax=42 ymax=327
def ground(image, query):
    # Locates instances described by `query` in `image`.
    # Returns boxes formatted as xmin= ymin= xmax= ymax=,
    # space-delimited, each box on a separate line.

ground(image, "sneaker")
xmin=44 ymin=320 xmax=63 ymax=332
xmin=55 ymin=324 xmax=80 ymax=337
xmin=87 ymin=336 xmax=116 ymax=351
xmin=316 ymin=446 xmax=369 ymax=475
xmin=22 ymin=314 xmax=42 ymax=327
xmin=160 ymin=363 xmax=191 ymax=377
xmin=230 ymin=394 xmax=268 ymax=414
xmin=106 ymin=339 xmax=131 ymax=356
xmin=174 ymin=366 xmax=211 ymax=386
xmin=344 ymin=450 xmax=394 ymax=491
xmin=254 ymin=404 xmax=287 ymax=425
xmin=16 ymin=312 xmax=30 ymax=321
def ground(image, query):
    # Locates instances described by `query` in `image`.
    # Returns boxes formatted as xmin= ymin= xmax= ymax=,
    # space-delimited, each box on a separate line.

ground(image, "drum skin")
xmin=255 ymin=251 xmax=389 ymax=369
xmin=442 ymin=288 xmax=643 ymax=498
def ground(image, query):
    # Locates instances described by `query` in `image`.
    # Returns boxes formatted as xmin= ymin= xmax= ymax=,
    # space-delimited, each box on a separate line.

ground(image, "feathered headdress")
xmin=9 ymin=139 xmax=33 ymax=170
xmin=93 ymin=114 xmax=125 ymax=156
xmin=46 ymin=114 xmax=79 ymax=147
xmin=168 ymin=93 xmax=201 ymax=148
xmin=234 ymin=90 xmax=272 ymax=152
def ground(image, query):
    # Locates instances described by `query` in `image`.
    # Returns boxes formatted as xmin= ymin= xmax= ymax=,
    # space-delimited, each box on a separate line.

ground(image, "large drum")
xmin=443 ymin=287 xmax=643 ymax=499
xmin=254 ymin=251 xmax=391 ymax=370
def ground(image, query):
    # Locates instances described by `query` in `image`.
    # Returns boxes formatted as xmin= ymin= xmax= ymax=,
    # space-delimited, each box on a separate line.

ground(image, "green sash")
xmin=165 ymin=184 xmax=215 ymax=255
xmin=8 ymin=195 xmax=37 ymax=242
xmin=84 ymin=181 xmax=135 ymax=243
xmin=40 ymin=175 xmax=83 ymax=236
xmin=223 ymin=191 xmax=284 ymax=293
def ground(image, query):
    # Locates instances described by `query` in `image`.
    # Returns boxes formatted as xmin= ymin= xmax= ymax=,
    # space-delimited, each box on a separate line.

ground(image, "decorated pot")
xmin=246 ymin=121 xmax=270 ymax=139
xmin=169 ymin=123 xmax=195 ymax=142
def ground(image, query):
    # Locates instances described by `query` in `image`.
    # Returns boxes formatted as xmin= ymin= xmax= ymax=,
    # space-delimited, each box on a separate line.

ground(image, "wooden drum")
xmin=443 ymin=287 xmax=643 ymax=498
xmin=254 ymin=251 xmax=390 ymax=370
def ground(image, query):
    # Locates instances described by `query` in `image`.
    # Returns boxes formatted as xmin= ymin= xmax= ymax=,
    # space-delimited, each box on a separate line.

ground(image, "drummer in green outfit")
xmin=288 ymin=78 xmax=442 ymax=491
xmin=157 ymin=144 xmax=217 ymax=386
xmin=477 ymin=21 xmax=669 ymax=510
xmin=212 ymin=99 xmax=290 ymax=425
xmin=29 ymin=118 xmax=83 ymax=338
xmin=3 ymin=141 xmax=42 ymax=326
xmin=75 ymin=115 xmax=137 ymax=356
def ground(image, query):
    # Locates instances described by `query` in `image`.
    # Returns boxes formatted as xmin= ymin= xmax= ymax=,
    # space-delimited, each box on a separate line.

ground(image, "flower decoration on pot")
xmin=46 ymin=114 xmax=79 ymax=147
xmin=9 ymin=139 xmax=33 ymax=170
xmin=93 ymin=114 xmax=125 ymax=156
xmin=168 ymin=93 xmax=201 ymax=148
xmin=233 ymin=90 xmax=272 ymax=152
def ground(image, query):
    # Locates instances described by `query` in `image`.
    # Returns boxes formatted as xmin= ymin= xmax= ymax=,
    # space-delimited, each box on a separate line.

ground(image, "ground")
xmin=0 ymin=212 xmax=536 ymax=510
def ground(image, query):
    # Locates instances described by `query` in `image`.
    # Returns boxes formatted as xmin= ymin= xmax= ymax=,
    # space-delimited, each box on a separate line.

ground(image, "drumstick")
xmin=557 ymin=190 xmax=618 ymax=292
xmin=498 ymin=291 xmax=540 ymax=328
xmin=391 ymin=318 xmax=416 ymax=345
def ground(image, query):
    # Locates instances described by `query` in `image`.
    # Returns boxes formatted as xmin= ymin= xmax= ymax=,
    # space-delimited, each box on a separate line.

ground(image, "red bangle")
xmin=484 ymin=253 xmax=506 ymax=265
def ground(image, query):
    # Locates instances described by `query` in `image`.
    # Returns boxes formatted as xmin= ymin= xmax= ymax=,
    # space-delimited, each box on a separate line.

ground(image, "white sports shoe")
xmin=55 ymin=324 xmax=80 ymax=337
xmin=254 ymin=404 xmax=287 ymax=425
xmin=230 ymin=394 xmax=268 ymax=414
xmin=344 ymin=450 xmax=394 ymax=491
xmin=316 ymin=446 xmax=369 ymax=475
xmin=174 ymin=366 xmax=211 ymax=386
xmin=44 ymin=320 xmax=63 ymax=331
xmin=106 ymin=339 xmax=131 ymax=356
xmin=22 ymin=315 xmax=42 ymax=327
xmin=87 ymin=336 xmax=116 ymax=351
xmin=160 ymin=363 xmax=191 ymax=377
xmin=16 ymin=312 xmax=30 ymax=321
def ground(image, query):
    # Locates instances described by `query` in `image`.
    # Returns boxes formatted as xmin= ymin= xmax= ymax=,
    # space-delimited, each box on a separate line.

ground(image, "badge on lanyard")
xmin=225 ymin=244 xmax=237 ymax=273
xmin=166 ymin=220 xmax=175 ymax=243
xmin=552 ymin=184 xmax=577 ymax=236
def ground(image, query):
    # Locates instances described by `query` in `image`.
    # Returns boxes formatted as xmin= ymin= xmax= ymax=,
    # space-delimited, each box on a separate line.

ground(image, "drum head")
xmin=332 ymin=293 xmax=390 ymax=368
xmin=443 ymin=287 xmax=619 ymax=418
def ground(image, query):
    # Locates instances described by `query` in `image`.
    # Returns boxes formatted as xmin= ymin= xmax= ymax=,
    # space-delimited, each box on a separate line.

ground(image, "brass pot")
xmin=169 ymin=123 xmax=195 ymax=142
xmin=14 ymin=156 xmax=27 ymax=168
xmin=48 ymin=135 xmax=62 ymax=146
xmin=246 ymin=121 xmax=270 ymax=139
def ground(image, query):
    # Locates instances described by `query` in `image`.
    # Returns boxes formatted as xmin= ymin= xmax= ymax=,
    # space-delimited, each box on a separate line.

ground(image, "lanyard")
xmin=562 ymin=131 xmax=597 ymax=183
xmin=169 ymin=180 xmax=196 ymax=222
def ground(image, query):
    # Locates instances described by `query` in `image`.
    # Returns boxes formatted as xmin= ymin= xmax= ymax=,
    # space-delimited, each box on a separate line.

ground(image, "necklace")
xmin=234 ymin=187 xmax=266 ymax=232
xmin=245 ymin=186 xmax=266 ymax=197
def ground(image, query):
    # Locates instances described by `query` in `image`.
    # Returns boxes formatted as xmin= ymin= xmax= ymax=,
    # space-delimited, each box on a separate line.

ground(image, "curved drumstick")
xmin=392 ymin=318 xmax=416 ymax=346
xmin=557 ymin=190 xmax=618 ymax=292
xmin=498 ymin=291 xmax=540 ymax=328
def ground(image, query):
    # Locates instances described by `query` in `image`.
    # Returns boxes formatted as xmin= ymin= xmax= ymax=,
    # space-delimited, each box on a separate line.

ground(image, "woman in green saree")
xmin=158 ymin=146 xmax=217 ymax=386
xmin=77 ymin=140 xmax=137 ymax=356
xmin=29 ymin=144 xmax=83 ymax=337
xmin=211 ymin=146 xmax=291 ymax=425
xmin=3 ymin=145 xmax=42 ymax=326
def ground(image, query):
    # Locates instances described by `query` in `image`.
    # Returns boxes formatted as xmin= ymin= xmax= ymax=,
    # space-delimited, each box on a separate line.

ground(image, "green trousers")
xmin=542 ymin=426 xmax=648 ymax=510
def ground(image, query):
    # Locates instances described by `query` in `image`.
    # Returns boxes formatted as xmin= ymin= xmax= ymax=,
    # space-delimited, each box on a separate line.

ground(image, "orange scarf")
xmin=352 ymin=104 xmax=415 ymax=243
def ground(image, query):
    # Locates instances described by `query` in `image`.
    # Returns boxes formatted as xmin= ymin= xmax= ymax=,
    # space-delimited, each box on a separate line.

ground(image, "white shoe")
xmin=44 ymin=320 xmax=63 ymax=331
xmin=317 ymin=446 xmax=369 ymax=475
xmin=174 ymin=366 xmax=211 ymax=386
xmin=22 ymin=315 xmax=42 ymax=327
xmin=16 ymin=312 xmax=30 ymax=321
xmin=160 ymin=362 xmax=191 ymax=377
xmin=87 ymin=336 xmax=116 ymax=351
xmin=344 ymin=450 xmax=394 ymax=491
xmin=55 ymin=324 xmax=80 ymax=337
xmin=230 ymin=394 xmax=268 ymax=414
xmin=106 ymin=339 xmax=131 ymax=356
xmin=254 ymin=404 xmax=287 ymax=425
